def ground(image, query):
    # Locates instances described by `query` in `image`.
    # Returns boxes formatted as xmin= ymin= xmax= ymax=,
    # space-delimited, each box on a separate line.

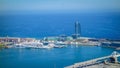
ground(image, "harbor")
xmin=0 ymin=45 xmax=120 ymax=68
xmin=0 ymin=22 xmax=120 ymax=68
xmin=0 ymin=36 xmax=120 ymax=49
xmin=0 ymin=22 xmax=120 ymax=49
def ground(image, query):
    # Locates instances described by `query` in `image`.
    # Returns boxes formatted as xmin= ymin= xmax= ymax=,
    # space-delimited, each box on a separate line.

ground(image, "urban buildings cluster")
xmin=0 ymin=22 xmax=120 ymax=48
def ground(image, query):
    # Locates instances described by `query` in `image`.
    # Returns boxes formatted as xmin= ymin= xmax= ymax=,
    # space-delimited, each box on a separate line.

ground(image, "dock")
xmin=65 ymin=51 xmax=120 ymax=68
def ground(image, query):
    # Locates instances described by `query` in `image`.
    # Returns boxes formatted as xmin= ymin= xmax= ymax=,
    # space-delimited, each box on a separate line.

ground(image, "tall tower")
xmin=72 ymin=21 xmax=81 ymax=39
xmin=75 ymin=21 xmax=80 ymax=36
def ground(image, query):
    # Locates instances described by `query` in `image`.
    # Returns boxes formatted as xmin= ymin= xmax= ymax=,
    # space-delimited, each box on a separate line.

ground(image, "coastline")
xmin=0 ymin=36 xmax=120 ymax=49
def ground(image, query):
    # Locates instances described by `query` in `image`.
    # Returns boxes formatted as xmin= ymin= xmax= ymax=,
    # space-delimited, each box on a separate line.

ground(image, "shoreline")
xmin=0 ymin=36 xmax=120 ymax=49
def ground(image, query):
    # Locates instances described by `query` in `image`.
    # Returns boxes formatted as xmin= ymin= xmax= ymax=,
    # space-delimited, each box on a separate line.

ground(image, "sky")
xmin=0 ymin=0 xmax=120 ymax=14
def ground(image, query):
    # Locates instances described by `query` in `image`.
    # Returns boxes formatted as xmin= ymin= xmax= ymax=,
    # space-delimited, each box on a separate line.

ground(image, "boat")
xmin=14 ymin=42 xmax=66 ymax=49
xmin=54 ymin=45 xmax=66 ymax=48
xmin=48 ymin=43 xmax=66 ymax=48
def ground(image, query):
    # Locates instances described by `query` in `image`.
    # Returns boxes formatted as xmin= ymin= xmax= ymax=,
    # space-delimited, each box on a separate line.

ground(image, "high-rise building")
xmin=75 ymin=21 xmax=80 ymax=35
xmin=72 ymin=21 xmax=81 ymax=39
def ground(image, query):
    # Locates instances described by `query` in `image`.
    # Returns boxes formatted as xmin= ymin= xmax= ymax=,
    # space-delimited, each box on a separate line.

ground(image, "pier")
xmin=65 ymin=51 xmax=120 ymax=68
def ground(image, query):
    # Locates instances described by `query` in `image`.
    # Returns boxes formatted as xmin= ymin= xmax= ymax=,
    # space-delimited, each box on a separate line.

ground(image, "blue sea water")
xmin=0 ymin=46 xmax=120 ymax=68
xmin=0 ymin=12 xmax=120 ymax=68
xmin=0 ymin=12 xmax=120 ymax=39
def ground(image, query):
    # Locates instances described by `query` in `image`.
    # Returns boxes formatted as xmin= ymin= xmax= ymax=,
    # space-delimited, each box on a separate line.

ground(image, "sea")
xmin=0 ymin=12 xmax=120 ymax=68
xmin=0 ymin=12 xmax=120 ymax=39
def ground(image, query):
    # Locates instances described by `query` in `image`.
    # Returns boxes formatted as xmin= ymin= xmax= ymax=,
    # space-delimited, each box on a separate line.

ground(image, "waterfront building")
xmin=0 ymin=37 xmax=20 ymax=43
xmin=58 ymin=35 xmax=67 ymax=42
xmin=20 ymin=38 xmax=36 ymax=42
xmin=72 ymin=21 xmax=81 ymax=39
xmin=0 ymin=37 xmax=37 ymax=44
xmin=43 ymin=37 xmax=58 ymax=43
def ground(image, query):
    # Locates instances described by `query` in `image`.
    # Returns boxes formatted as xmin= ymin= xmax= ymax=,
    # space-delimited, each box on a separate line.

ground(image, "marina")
xmin=0 ymin=36 xmax=120 ymax=68
xmin=0 ymin=36 xmax=120 ymax=49
xmin=0 ymin=22 xmax=120 ymax=49
xmin=0 ymin=12 xmax=120 ymax=68
xmin=0 ymin=45 xmax=120 ymax=68
xmin=14 ymin=42 xmax=66 ymax=49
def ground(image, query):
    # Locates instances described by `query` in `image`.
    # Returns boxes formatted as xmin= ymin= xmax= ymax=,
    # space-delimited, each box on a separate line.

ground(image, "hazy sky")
xmin=0 ymin=0 xmax=120 ymax=13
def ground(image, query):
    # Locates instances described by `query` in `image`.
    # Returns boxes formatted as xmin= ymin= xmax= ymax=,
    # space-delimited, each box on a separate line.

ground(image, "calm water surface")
xmin=0 ymin=46 xmax=119 ymax=68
